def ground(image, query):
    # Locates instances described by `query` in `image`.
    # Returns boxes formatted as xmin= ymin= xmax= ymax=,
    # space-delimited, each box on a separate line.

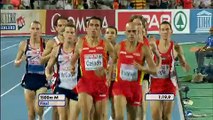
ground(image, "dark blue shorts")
xmin=21 ymin=73 xmax=48 ymax=91
xmin=54 ymin=87 xmax=78 ymax=101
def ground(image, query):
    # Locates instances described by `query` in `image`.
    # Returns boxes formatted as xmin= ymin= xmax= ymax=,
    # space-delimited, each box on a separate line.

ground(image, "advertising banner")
xmin=116 ymin=9 xmax=190 ymax=34
xmin=46 ymin=10 xmax=115 ymax=35
xmin=1 ymin=10 xmax=46 ymax=36
xmin=190 ymin=9 xmax=213 ymax=33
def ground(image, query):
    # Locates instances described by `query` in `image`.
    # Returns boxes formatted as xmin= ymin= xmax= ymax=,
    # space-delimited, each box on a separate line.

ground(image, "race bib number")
xmin=84 ymin=54 xmax=103 ymax=71
xmin=59 ymin=71 xmax=72 ymax=80
xmin=28 ymin=55 xmax=40 ymax=65
xmin=157 ymin=65 xmax=170 ymax=78
xmin=120 ymin=64 xmax=138 ymax=81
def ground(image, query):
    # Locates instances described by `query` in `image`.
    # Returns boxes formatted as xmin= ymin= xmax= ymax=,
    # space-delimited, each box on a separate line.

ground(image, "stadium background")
xmin=1 ymin=9 xmax=212 ymax=120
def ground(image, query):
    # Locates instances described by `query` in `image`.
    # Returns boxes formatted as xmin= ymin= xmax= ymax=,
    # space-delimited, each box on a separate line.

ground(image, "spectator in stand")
xmin=10 ymin=0 xmax=21 ymax=9
xmin=29 ymin=0 xmax=34 ymax=9
xmin=96 ymin=1 xmax=111 ymax=9
xmin=127 ymin=2 xmax=134 ymax=9
xmin=21 ymin=0 xmax=30 ymax=9
xmin=194 ymin=0 xmax=211 ymax=8
xmin=148 ymin=0 xmax=158 ymax=9
xmin=64 ymin=0 xmax=73 ymax=9
xmin=201 ymin=0 xmax=211 ymax=8
xmin=56 ymin=0 xmax=65 ymax=9
xmin=158 ymin=0 xmax=170 ymax=9
xmin=113 ymin=0 xmax=119 ymax=9
xmin=83 ymin=0 xmax=89 ymax=9
xmin=175 ymin=0 xmax=183 ymax=8
xmin=129 ymin=0 xmax=146 ymax=9
xmin=181 ymin=0 xmax=193 ymax=9
xmin=198 ymin=1 xmax=206 ymax=8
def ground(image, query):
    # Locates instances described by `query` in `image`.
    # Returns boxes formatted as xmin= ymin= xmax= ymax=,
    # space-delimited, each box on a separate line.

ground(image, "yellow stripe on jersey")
xmin=140 ymin=72 xmax=145 ymax=85
xmin=80 ymin=65 xmax=83 ymax=76
xmin=115 ymin=66 xmax=119 ymax=82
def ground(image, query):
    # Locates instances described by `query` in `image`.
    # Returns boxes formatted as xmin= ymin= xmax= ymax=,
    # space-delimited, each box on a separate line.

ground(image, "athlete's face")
xmin=63 ymin=26 xmax=76 ymax=43
xmin=86 ymin=19 xmax=101 ymax=38
xmin=104 ymin=28 xmax=117 ymax=43
xmin=159 ymin=24 xmax=173 ymax=40
xmin=132 ymin=18 xmax=144 ymax=36
xmin=56 ymin=19 xmax=68 ymax=35
xmin=30 ymin=23 xmax=42 ymax=37
xmin=125 ymin=22 xmax=138 ymax=42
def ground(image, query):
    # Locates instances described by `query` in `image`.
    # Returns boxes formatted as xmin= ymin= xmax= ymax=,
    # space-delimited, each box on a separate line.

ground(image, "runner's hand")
xmin=183 ymin=62 xmax=190 ymax=72
xmin=95 ymin=67 xmax=106 ymax=77
xmin=14 ymin=59 xmax=22 ymax=67
xmin=46 ymin=73 xmax=53 ymax=81
xmin=70 ymin=65 xmax=76 ymax=76
xmin=133 ymin=61 xmax=143 ymax=71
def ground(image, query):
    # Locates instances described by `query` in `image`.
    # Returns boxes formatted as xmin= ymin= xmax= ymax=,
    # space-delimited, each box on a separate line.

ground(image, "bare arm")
xmin=149 ymin=41 xmax=162 ymax=69
xmin=70 ymin=39 xmax=83 ymax=74
xmin=14 ymin=41 xmax=26 ymax=67
xmin=45 ymin=46 xmax=59 ymax=80
xmin=102 ymin=40 xmax=115 ymax=78
xmin=94 ymin=40 xmax=115 ymax=79
xmin=174 ymin=44 xmax=190 ymax=72
xmin=134 ymin=45 xmax=157 ymax=75
xmin=40 ymin=40 xmax=55 ymax=64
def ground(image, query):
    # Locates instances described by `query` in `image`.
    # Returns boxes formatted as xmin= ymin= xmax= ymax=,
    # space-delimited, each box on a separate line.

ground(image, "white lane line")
xmin=176 ymin=89 xmax=185 ymax=120
xmin=1 ymin=82 xmax=21 ymax=97
xmin=36 ymin=107 xmax=52 ymax=120
xmin=44 ymin=107 xmax=52 ymax=115
xmin=1 ymin=44 xmax=18 ymax=52
xmin=1 ymin=60 xmax=14 ymax=68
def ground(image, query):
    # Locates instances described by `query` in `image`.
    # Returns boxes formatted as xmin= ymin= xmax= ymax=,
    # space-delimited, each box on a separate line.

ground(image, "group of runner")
xmin=15 ymin=15 xmax=190 ymax=120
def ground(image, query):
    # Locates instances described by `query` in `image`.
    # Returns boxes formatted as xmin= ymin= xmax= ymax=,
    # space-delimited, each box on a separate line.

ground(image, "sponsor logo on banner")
xmin=116 ymin=10 xmax=171 ymax=34
xmin=172 ymin=10 xmax=190 ymax=34
xmin=17 ymin=16 xmax=25 ymax=30
xmin=195 ymin=10 xmax=212 ymax=33
xmin=190 ymin=9 xmax=212 ymax=33
xmin=46 ymin=10 xmax=115 ymax=35
xmin=1 ymin=14 xmax=26 ymax=31
xmin=173 ymin=11 xmax=187 ymax=32
xmin=116 ymin=10 xmax=190 ymax=34
xmin=1 ymin=13 xmax=17 ymax=30
xmin=1 ymin=10 xmax=46 ymax=36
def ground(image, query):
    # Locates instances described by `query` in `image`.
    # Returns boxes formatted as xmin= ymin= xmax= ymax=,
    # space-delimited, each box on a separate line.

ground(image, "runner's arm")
xmin=174 ymin=44 xmax=190 ymax=72
xmin=140 ymin=45 xmax=157 ymax=75
xmin=70 ymin=39 xmax=82 ymax=73
xmin=14 ymin=41 xmax=26 ymax=67
xmin=40 ymin=40 xmax=55 ymax=64
xmin=45 ymin=46 xmax=59 ymax=80
xmin=149 ymin=41 xmax=162 ymax=69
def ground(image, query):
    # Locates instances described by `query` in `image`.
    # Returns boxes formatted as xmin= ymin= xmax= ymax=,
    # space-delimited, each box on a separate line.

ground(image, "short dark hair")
xmin=62 ymin=23 xmax=76 ymax=32
xmin=160 ymin=21 xmax=172 ymax=30
xmin=106 ymin=26 xmax=118 ymax=35
xmin=85 ymin=16 xmax=102 ymax=28
xmin=54 ymin=16 xmax=68 ymax=27
xmin=129 ymin=15 xmax=147 ymax=29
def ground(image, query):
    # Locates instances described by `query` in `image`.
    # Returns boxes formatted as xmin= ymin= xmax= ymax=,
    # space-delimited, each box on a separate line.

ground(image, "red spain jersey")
xmin=80 ymin=37 xmax=108 ymax=81
xmin=150 ymin=40 xmax=177 ymax=95
xmin=116 ymin=41 xmax=144 ymax=84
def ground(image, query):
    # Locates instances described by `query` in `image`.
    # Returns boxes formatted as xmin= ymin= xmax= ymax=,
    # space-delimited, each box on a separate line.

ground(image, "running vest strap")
xmin=151 ymin=40 xmax=175 ymax=79
xmin=25 ymin=38 xmax=46 ymax=74
xmin=116 ymin=41 xmax=144 ymax=83
xmin=55 ymin=44 xmax=78 ymax=90
xmin=80 ymin=37 xmax=108 ymax=81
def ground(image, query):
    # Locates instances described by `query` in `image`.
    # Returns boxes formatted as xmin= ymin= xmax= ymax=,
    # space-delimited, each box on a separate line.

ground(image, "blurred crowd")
xmin=1 ymin=0 xmax=212 ymax=10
